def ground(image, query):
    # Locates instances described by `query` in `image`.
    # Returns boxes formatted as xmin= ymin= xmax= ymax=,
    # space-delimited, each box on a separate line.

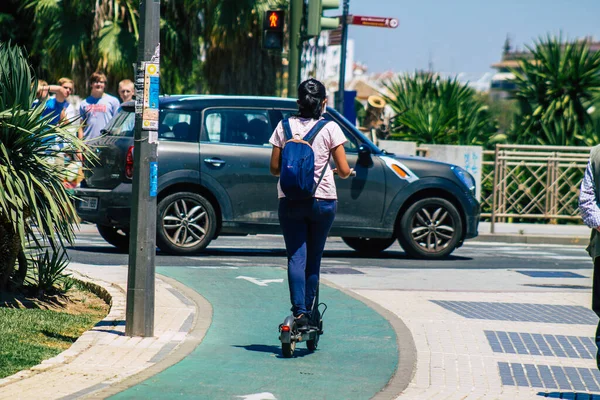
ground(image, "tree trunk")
xmin=0 ymin=221 xmax=21 ymax=291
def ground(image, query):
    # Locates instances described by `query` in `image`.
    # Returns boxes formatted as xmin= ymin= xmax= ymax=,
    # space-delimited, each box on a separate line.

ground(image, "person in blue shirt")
xmin=41 ymin=77 xmax=75 ymax=125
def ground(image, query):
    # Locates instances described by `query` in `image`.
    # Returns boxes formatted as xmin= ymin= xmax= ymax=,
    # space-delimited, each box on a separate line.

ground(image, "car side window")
xmin=104 ymin=110 xmax=135 ymax=137
xmin=158 ymin=110 xmax=199 ymax=142
xmin=202 ymin=108 xmax=272 ymax=146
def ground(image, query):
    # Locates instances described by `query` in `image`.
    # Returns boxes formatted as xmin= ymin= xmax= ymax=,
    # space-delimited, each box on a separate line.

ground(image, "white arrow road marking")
xmin=236 ymin=276 xmax=284 ymax=286
xmin=236 ymin=393 xmax=277 ymax=400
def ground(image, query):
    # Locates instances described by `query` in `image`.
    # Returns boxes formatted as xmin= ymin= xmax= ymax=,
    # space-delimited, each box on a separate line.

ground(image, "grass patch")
xmin=0 ymin=284 xmax=109 ymax=379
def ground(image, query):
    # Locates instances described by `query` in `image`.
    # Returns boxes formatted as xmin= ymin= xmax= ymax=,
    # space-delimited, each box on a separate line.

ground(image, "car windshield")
xmin=324 ymin=107 xmax=382 ymax=154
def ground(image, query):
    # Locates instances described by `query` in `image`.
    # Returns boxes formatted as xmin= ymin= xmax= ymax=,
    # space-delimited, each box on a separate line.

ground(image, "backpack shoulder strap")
xmin=281 ymin=118 xmax=293 ymax=141
xmin=303 ymin=119 xmax=329 ymax=144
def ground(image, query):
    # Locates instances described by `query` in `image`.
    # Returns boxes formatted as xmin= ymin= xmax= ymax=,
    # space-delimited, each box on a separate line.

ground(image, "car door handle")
xmin=204 ymin=158 xmax=226 ymax=167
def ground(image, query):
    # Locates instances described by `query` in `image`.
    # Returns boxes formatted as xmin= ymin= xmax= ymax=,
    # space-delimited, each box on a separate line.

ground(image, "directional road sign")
xmin=350 ymin=15 xmax=399 ymax=29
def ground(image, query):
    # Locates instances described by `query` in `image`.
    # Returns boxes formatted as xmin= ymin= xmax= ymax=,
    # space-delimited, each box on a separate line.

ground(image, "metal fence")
xmin=417 ymin=144 xmax=592 ymax=232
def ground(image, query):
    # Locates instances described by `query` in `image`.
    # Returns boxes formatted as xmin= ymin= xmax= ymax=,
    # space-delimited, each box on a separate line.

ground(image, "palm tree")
xmin=23 ymin=0 xmax=138 ymax=95
xmin=201 ymin=0 xmax=285 ymax=95
xmin=383 ymin=72 xmax=499 ymax=147
xmin=160 ymin=0 xmax=202 ymax=93
xmin=510 ymin=35 xmax=600 ymax=146
xmin=0 ymin=42 xmax=89 ymax=291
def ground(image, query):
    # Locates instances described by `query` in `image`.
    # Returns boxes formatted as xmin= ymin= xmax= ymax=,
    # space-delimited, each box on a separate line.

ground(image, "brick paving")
xmin=355 ymin=290 xmax=599 ymax=399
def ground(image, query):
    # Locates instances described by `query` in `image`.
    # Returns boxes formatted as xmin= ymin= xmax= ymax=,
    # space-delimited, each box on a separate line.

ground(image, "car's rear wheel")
xmin=397 ymin=197 xmax=462 ymax=259
xmin=156 ymin=192 xmax=217 ymax=255
xmin=96 ymin=224 xmax=130 ymax=251
xmin=341 ymin=237 xmax=395 ymax=255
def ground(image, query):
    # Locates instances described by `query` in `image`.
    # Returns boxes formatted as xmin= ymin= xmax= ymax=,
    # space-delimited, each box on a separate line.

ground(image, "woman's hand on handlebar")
xmin=332 ymin=167 xmax=355 ymax=177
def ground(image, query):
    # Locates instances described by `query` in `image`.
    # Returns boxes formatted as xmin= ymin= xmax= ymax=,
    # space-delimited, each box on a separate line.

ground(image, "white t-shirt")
xmin=269 ymin=116 xmax=347 ymax=199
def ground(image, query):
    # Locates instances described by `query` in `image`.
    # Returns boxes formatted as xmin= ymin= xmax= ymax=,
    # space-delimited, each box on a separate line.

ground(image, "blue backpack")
xmin=280 ymin=118 xmax=330 ymax=200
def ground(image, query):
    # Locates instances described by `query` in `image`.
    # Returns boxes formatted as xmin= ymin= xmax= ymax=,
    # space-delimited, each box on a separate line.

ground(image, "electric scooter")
xmin=278 ymin=286 xmax=327 ymax=358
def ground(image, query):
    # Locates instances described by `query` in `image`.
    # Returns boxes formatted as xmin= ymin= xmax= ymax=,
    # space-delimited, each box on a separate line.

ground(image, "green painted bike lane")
xmin=112 ymin=266 xmax=398 ymax=400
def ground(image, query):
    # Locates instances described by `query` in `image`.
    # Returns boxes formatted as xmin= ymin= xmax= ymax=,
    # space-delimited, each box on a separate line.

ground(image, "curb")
xmin=321 ymin=277 xmax=418 ymax=400
xmin=470 ymin=233 xmax=589 ymax=246
xmin=85 ymin=274 xmax=213 ymax=398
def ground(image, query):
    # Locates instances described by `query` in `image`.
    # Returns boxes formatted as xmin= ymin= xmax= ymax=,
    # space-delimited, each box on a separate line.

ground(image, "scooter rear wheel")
xmin=282 ymin=342 xmax=295 ymax=358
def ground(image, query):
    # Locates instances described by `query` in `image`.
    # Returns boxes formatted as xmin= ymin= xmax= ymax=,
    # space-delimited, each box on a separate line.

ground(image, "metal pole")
xmin=288 ymin=0 xmax=303 ymax=98
xmin=336 ymin=0 xmax=349 ymax=114
xmin=490 ymin=144 xmax=499 ymax=234
xmin=126 ymin=0 xmax=160 ymax=337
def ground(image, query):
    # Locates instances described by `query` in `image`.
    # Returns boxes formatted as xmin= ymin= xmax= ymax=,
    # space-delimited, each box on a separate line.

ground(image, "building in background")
xmin=490 ymin=35 xmax=600 ymax=99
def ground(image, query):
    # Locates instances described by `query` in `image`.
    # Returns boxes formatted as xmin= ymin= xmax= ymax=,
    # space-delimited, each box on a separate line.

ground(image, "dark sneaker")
xmin=294 ymin=314 xmax=309 ymax=331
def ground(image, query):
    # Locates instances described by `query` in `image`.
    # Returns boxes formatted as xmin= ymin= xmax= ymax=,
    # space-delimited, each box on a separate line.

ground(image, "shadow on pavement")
xmin=232 ymin=344 xmax=312 ymax=358
xmin=68 ymin=245 xmax=127 ymax=254
xmin=204 ymin=248 xmax=472 ymax=261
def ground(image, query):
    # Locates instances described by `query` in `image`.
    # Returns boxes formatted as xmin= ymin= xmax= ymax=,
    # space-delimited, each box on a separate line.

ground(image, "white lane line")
xmin=187 ymin=266 xmax=240 ymax=269
xmin=236 ymin=276 xmax=283 ymax=286
xmin=209 ymin=246 xmax=283 ymax=250
xmin=186 ymin=257 xmax=248 ymax=262
xmin=497 ymin=251 xmax=557 ymax=255
xmin=547 ymin=256 xmax=593 ymax=260
xmin=321 ymin=260 xmax=350 ymax=264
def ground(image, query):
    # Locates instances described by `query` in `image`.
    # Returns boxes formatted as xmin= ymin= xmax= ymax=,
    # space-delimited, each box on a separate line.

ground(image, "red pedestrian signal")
xmin=264 ymin=10 xmax=284 ymax=31
xmin=263 ymin=10 xmax=285 ymax=50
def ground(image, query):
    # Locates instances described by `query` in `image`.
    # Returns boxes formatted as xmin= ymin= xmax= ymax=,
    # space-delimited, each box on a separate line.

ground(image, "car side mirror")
xmin=357 ymin=144 xmax=373 ymax=167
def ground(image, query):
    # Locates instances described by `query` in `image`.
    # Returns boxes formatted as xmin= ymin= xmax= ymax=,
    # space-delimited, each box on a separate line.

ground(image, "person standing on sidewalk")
xmin=118 ymin=79 xmax=135 ymax=103
xmin=579 ymin=144 xmax=600 ymax=370
xmin=78 ymin=72 xmax=120 ymax=141
xmin=269 ymin=78 xmax=353 ymax=329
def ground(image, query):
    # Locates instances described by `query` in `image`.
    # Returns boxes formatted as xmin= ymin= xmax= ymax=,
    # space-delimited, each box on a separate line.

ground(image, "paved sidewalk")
xmin=325 ymin=263 xmax=600 ymax=400
xmin=473 ymin=222 xmax=590 ymax=246
xmin=0 ymin=264 xmax=209 ymax=400
xmin=362 ymin=290 xmax=597 ymax=399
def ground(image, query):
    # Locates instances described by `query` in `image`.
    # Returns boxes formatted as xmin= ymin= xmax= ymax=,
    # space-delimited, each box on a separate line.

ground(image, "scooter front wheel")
xmin=282 ymin=342 xmax=295 ymax=358
xmin=306 ymin=320 xmax=322 ymax=352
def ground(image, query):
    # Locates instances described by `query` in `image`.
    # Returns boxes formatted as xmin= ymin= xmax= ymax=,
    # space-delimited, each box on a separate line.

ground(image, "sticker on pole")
xmin=142 ymin=62 xmax=160 ymax=131
xmin=149 ymin=162 xmax=158 ymax=197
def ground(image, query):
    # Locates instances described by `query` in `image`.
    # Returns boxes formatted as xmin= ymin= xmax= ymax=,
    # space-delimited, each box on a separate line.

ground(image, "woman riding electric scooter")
xmin=269 ymin=79 xmax=353 ymax=340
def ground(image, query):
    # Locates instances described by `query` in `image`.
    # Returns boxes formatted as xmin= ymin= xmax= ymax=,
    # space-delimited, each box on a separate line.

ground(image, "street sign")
xmin=350 ymin=15 xmax=399 ymax=29
xmin=328 ymin=28 xmax=342 ymax=46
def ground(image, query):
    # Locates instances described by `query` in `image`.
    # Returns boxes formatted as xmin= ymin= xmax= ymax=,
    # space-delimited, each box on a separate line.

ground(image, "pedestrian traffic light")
xmin=263 ymin=10 xmax=285 ymax=50
xmin=306 ymin=0 xmax=340 ymax=37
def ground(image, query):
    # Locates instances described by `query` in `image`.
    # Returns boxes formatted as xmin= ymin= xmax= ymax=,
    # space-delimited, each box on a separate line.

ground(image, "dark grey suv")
xmin=74 ymin=95 xmax=479 ymax=259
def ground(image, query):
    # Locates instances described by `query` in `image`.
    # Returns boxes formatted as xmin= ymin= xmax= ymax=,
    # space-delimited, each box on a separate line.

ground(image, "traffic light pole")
xmin=287 ymin=0 xmax=303 ymax=98
xmin=126 ymin=0 xmax=160 ymax=337
xmin=336 ymin=0 xmax=349 ymax=115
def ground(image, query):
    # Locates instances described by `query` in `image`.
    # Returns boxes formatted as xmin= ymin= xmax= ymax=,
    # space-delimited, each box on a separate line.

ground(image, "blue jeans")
xmin=278 ymin=198 xmax=336 ymax=317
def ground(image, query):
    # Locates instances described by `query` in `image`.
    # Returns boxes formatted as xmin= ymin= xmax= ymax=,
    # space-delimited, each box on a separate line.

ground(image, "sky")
xmin=340 ymin=0 xmax=600 ymax=76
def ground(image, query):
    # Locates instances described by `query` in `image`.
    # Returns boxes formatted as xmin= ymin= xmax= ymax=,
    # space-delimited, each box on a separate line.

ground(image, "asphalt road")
xmin=67 ymin=231 xmax=593 ymax=272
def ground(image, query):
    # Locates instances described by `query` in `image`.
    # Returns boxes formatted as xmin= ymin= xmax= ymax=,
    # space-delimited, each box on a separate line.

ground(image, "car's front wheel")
xmin=96 ymin=224 xmax=130 ymax=252
xmin=156 ymin=192 xmax=217 ymax=255
xmin=342 ymin=237 xmax=396 ymax=255
xmin=397 ymin=197 xmax=462 ymax=259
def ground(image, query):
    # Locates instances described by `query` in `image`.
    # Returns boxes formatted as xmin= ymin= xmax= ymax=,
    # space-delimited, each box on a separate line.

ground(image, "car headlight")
xmin=451 ymin=166 xmax=476 ymax=196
